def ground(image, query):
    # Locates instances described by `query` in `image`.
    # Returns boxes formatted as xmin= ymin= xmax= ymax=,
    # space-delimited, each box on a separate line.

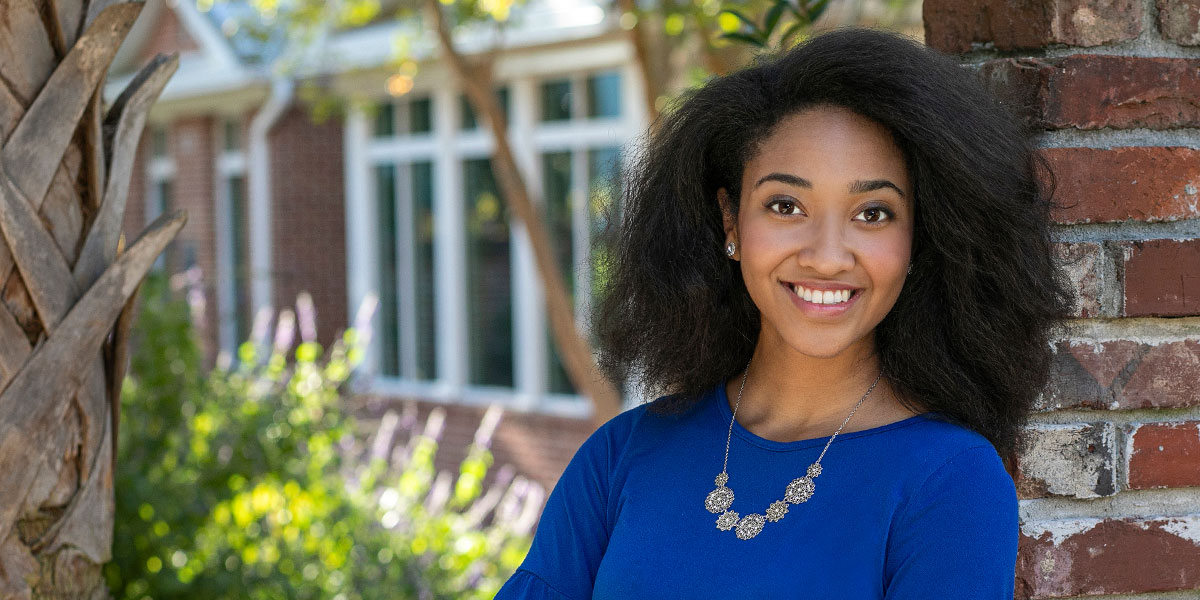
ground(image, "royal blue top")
xmin=495 ymin=381 xmax=1019 ymax=599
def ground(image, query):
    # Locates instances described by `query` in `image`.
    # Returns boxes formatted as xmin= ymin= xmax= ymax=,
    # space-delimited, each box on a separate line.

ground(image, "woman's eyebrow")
xmin=755 ymin=172 xmax=905 ymax=199
xmin=849 ymin=178 xmax=905 ymax=198
xmin=755 ymin=172 xmax=812 ymax=189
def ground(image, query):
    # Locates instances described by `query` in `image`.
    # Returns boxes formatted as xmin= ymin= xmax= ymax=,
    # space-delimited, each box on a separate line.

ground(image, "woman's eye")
xmin=854 ymin=206 xmax=894 ymax=224
xmin=767 ymin=198 xmax=799 ymax=215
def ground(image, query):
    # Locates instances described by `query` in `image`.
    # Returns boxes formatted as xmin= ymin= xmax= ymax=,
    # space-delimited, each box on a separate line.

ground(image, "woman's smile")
xmin=779 ymin=280 xmax=863 ymax=318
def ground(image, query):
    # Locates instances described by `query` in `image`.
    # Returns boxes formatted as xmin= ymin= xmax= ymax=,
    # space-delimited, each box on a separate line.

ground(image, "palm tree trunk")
xmin=0 ymin=1 xmax=183 ymax=597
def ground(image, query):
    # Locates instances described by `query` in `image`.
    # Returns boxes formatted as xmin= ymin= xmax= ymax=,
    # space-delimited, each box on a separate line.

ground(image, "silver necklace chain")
xmin=704 ymin=365 xmax=882 ymax=540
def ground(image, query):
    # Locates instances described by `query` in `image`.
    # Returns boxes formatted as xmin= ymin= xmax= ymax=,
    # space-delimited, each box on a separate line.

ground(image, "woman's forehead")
xmin=742 ymin=109 xmax=910 ymax=195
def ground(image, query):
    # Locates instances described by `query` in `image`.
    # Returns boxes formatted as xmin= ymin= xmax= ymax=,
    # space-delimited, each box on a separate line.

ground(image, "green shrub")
xmin=107 ymin=271 xmax=538 ymax=599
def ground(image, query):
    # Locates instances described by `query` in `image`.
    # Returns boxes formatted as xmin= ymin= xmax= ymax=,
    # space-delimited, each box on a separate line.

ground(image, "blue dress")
xmin=495 ymin=381 xmax=1019 ymax=599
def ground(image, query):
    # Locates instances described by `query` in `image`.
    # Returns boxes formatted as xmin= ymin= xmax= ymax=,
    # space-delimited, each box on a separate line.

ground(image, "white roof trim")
xmin=105 ymin=0 xmax=257 ymax=105
xmin=320 ymin=0 xmax=609 ymax=74
xmin=172 ymin=0 xmax=244 ymax=72
xmin=107 ymin=0 xmax=615 ymax=104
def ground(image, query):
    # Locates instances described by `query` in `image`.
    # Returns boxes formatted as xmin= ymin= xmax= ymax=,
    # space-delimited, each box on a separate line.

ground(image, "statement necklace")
xmin=703 ymin=367 xmax=882 ymax=540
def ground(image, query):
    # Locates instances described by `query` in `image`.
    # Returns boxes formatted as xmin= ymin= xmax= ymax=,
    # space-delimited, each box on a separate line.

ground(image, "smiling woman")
xmin=495 ymin=26 xmax=1076 ymax=599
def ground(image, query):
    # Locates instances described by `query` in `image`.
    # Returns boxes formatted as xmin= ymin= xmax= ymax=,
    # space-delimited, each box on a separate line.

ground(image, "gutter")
xmin=247 ymin=75 xmax=294 ymax=318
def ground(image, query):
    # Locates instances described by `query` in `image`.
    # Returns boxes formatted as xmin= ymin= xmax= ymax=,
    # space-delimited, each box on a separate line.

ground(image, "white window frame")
xmin=344 ymin=40 xmax=648 ymax=418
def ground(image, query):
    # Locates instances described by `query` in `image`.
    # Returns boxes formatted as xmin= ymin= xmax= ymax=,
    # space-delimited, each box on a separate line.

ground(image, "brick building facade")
xmin=110 ymin=0 xmax=643 ymax=498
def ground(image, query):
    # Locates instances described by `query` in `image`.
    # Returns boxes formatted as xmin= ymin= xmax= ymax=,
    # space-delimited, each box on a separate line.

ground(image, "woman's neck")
xmin=724 ymin=330 xmax=914 ymax=443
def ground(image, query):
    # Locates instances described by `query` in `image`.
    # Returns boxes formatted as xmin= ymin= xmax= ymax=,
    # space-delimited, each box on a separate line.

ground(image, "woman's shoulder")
xmin=571 ymin=389 xmax=717 ymax=474
xmin=905 ymin=410 xmax=1001 ymax=458
xmin=861 ymin=410 xmax=1012 ymax=496
xmin=896 ymin=413 xmax=1015 ymax=504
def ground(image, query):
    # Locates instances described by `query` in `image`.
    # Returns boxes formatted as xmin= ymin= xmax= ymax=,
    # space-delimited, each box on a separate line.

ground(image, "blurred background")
xmin=104 ymin=1 xmax=920 ymax=597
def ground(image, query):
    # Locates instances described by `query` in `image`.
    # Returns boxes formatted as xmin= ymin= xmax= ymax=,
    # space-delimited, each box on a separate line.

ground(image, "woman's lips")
xmin=780 ymin=281 xmax=862 ymax=318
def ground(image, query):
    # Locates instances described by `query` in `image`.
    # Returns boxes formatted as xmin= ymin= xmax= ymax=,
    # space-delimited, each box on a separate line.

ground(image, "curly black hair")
xmin=589 ymin=26 xmax=1076 ymax=469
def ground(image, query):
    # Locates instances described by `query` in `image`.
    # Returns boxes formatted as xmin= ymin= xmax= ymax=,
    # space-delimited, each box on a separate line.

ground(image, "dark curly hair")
xmin=589 ymin=26 xmax=1076 ymax=470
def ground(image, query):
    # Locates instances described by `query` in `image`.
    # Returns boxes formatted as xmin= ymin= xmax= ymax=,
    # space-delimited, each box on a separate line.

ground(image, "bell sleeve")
xmin=494 ymin=408 xmax=633 ymax=600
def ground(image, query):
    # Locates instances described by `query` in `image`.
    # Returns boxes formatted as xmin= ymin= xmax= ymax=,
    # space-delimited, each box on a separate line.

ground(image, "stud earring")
xmin=907 ymin=262 xmax=912 ymax=275
xmin=725 ymin=241 xmax=736 ymax=257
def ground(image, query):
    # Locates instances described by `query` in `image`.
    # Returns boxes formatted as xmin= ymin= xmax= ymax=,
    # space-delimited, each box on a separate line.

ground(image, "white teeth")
xmin=788 ymin=283 xmax=854 ymax=305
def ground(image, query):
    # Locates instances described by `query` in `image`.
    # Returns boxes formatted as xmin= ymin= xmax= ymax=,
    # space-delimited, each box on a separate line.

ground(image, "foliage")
xmin=107 ymin=271 xmax=541 ymax=599
xmin=717 ymin=0 xmax=831 ymax=49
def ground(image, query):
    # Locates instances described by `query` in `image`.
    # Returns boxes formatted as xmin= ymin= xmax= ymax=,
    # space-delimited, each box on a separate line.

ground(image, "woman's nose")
xmin=796 ymin=219 xmax=854 ymax=275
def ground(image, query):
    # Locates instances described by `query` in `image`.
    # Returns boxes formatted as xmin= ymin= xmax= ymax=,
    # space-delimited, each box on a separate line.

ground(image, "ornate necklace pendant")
xmin=705 ymin=463 xmax=822 ymax=540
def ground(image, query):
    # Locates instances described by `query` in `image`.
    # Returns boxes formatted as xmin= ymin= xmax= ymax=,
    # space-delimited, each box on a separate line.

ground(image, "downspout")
xmin=247 ymin=75 xmax=294 ymax=319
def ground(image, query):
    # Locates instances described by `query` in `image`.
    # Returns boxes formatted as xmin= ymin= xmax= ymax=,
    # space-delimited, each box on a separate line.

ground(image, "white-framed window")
xmin=146 ymin=124 xmax=176 ymax=272
xmin=365 ymin=92 xmax=441 ymax=382
xmin=533 ymin=68 xmax=626 ymax=397
xmin=345 ymin=48 xmax=645 ymax=417
xmin=215 ymin=116 xmax=251 ymax=356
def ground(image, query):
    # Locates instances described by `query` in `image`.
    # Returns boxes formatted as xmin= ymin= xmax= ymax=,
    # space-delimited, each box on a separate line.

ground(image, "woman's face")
xmin=720 ymin=105 xmax=914 ymax=359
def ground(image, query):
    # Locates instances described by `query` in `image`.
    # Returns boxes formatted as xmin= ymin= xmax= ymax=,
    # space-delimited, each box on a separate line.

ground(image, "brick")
xmin=1052 ymin=242 xmax=1104 ymax=317
xmin=1123 ymin=239 xmax=1200 ymax=316
xmin=982 ymin=55 xmax=1200 ymax=130
xmin=1127 ymin=421 xmax=1200 ymax=489
xmin=354 ymin=394 xmax=593 ymax=498
xmin=1158 ymin=0 xmax=1200 ymax=45
xmin=170 ymin=116 xmax=220 ymax=366
xmin=1018 ymin=515 xmax=1200 ymax=598
xmin=1042 ymin=147 xmax=1200 ymax=224
xmin=1043 ymin=339 xmax=1200 ymax=410
xmin=924 ymin=0 xmax=1143 ymax=53
xmin=269 ymin=105 xmax=348 ymax=348
xmin=1015 ymin=422 xmax=1117 ymax=499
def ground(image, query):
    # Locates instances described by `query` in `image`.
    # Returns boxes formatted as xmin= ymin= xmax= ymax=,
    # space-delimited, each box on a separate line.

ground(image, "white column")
xmin=433 ymin=87 xmax=468 ymax=393
xmin=509 ymin=76 xmax=544 ymax=409
xmin=622 ymin=60 xmax=650 ymax=135
xmin=343 ymin=104 xmax=379 ymax=377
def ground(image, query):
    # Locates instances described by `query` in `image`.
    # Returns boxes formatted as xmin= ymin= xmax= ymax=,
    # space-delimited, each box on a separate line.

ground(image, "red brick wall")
xmin=926 ymin=1 xmax=1200 ymax=597
xmin=268 ymin=105 xmax=348 ymax=348
xmin=168 ymin=116 xmax=220 ymax=366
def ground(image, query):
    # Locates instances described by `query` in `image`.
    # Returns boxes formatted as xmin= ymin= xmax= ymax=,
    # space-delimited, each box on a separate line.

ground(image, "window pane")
xmin=373 ymin=102 xmax=396 ymax=138
xmin=228 ymin=175 xmax=251 ymax=345
xmin=540 ymin=79 xmax=572 ymax=122
xmin=588 ymin=146 xmax=623 ymax=347
xmin=151 ymin=126 xmax=168 ymax=158
xmin=152 ymin=179 xmax=174 ymax=270
xmin=374 ymin=165 xmax=401 ymax=376
xmin=542 ymin=151 xmax=575 ymax=394
xmin=464 ymin=158 xmax=513 ymax=386
xmin=409 ymin=97 xmax=432 ymax=134
xmin=412 ymin=161 xmax=437 ymax=380
xmin=461 ymin=87 xmax=510 ymax=130
xmin=587 ymin=71 xmax=622 ymax=119
xmin=223 ymin=119 xmax=242 ymax=152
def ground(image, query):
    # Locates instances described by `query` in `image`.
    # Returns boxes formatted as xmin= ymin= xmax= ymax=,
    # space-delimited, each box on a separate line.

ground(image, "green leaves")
xmin=717 ymin=0 xmax=831 ymax=50
xmin=107 ymin=272 xmax=535 ymax=599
